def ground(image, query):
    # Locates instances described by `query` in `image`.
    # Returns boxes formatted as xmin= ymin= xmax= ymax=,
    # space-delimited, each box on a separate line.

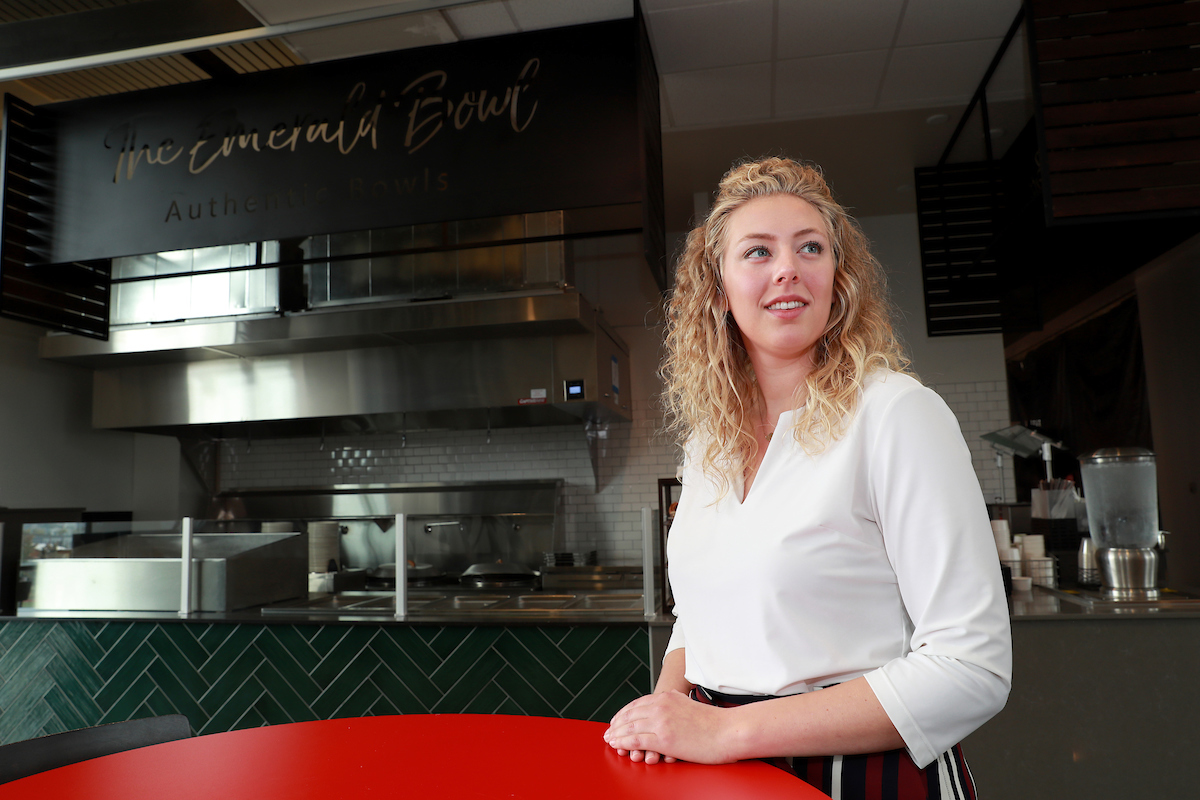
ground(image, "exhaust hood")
xmin=39 ymin=290 xmax=632 ymax=440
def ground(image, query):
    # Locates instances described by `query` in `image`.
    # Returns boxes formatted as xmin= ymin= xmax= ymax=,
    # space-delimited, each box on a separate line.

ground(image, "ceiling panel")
xmin=663 ymin=62 xmax=772 ymax=127
xmin=896 ymin=0 xmax=1022 ymax=47
xmin=774 ymin=50 xmax=890 ymax=120
xmin=775 ymin=0 xmax=904 ymax=60
xmin=282 ymin=11 xmax=457 ymax=62
xmin=646 ymin=0 xmax=773 ymax=74
xmin=504 ymin=0 xmax=632 ymax=31
xmin=444 ymin=1 xmax=518 ymax=38
xmin=879 ymin=39 xmax=1006 ymax=109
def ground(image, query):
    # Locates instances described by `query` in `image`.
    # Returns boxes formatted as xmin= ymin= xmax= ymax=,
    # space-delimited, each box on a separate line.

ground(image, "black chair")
xmin=0 ymin=714 xmax=192 ymax=784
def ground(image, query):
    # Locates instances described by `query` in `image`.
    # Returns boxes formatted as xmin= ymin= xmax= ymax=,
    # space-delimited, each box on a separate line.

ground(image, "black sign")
xmin=41 ymin=19 xmax=641 ymax=263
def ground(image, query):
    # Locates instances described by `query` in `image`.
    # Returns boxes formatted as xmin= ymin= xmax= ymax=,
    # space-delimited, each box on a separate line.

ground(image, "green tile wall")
xmin=0 ymin=620 xmax=650 ymax=745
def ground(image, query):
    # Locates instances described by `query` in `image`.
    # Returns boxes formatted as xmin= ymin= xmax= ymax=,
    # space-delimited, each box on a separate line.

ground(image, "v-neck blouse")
xmin=664 ymin=370 xmax=1012 ymax=769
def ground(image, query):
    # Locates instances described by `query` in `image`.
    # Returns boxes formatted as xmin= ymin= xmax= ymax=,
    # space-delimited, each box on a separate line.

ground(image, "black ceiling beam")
xmin=0 ymin=0 xmax=260 ymax=71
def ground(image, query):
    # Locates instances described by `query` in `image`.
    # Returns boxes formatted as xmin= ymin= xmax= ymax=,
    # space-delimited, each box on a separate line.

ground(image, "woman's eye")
xmin=799 ymin=241 xmax=823 ymax=255
xmin=745 ymin=246 xmax=770 ymax=258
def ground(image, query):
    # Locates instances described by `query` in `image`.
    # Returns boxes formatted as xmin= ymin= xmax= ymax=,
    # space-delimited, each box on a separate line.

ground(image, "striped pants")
xmin=691 ymin=687 xmax=978 ymax=800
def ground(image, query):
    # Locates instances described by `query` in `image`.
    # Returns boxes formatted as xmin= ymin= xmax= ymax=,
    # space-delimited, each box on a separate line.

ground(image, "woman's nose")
xmin=773 ymin=258 xmax=800 ymax=283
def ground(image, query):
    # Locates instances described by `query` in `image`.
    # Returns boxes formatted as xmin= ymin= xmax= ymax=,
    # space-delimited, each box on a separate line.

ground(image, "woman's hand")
xmin=604 ymin=690 xmax=738 ymax=765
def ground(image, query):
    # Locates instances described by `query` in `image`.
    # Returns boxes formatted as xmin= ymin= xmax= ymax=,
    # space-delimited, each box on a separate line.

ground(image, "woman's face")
xmin=719 ymin=193 xmax=836 ymax=372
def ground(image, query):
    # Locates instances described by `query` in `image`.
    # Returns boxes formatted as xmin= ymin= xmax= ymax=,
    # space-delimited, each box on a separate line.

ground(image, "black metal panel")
xmin=914 ymin=162 xmax=1005 ymax=336
xmin=39 ymin=19 xmax=644 ymax=265
xmin=0 ymin=0 xmax=260 ymax=71
xmin=635 ymin=3 xmax=666 ymax=291
xmin=1 ymin=94 xmax=111 ymax=339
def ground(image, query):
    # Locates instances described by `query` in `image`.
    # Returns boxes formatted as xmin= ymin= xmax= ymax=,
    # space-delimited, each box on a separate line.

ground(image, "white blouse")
xmin=665 ymin=370 xmax=1012 ymax=769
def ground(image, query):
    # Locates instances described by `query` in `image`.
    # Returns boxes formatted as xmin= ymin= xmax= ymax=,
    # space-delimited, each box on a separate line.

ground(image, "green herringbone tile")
xmin=492 ymin=631 xmax=572 ymax=708
xmin=201 ymin=676 xmax=265 ymax=735
xmin=429 ymin=627 xmax=503 ymax=692
xmin=309 ymin=626 xmax=376 ymax=685
xmin=368 ymin=636 xmax=440 ymax=699
xmin=0 ymin=643 xmax=55 ymax=711
xmin=555 ymin=626 xmax=603 ymax=661
xmin=56 ymin=622 xmax=107 ymax=666
xmin=0 ymin=670 xmax=55 ymax=742
xmin=492 ymin=664 xmax=560 ymax=717
xmin=254 ymin=687 xmax=297 ymax=726
xmin=198 ymin=626 xmax=261 ymax=683
xmin=0 ymin=620 xmax=650 ymax=745
xmin=93 ymin=625 xmax=153 ymax=683
xmin=200 ymin=646 xmax=266 ymax=716
xmin=145 ymin=659 xmax=208 ymax=722
xmin=260 ymin=626 xmax=322 ymax=673
xmin=562 ymin=647 xmax=645 ymax=721
xmin=252 ymin=659 xmax=318 ymax=722
xmin=0 ymin=623 xmax=51 ymax=683
xmin=253 ymin=629 xmax=323 ymax=701
xmin=310 ymin=647 xmax=381 ymax=719
xmin=99 ymin=670 xmax=158 ymax=724
xmin=368 ymin=659 xmax=433 ymax=715
xmin=372 ymin=626 xmax=442 ymax=676
xmin=40 ymin=684 xmax=98 ymax=732
xmin=462 ymin=680 xmax=509 ymax=714
xmin=506 ymin=626 xmax=572 ymax=674
xmin=559 ymin=627 xmax=640 ymax=693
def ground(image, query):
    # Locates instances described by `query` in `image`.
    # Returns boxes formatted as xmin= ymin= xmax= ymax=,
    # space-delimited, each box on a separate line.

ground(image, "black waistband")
xmin=696 ymin=685 xmax=838 ymax=705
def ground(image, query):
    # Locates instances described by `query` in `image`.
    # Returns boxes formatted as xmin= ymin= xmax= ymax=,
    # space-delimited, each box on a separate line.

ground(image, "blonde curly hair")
xmin=662 ymin=156 xmax=910 ymax=496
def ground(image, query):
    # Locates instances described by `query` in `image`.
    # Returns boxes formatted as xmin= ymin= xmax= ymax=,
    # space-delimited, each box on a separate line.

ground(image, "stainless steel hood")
xmin=39 ymin=290 xmax=632 ymax=440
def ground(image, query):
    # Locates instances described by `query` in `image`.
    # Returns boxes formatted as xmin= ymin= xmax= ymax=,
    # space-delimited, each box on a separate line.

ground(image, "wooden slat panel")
xmin=1034 ymin=0 xmax=1175 ymax=17
xmin=1038 ymin=47 xmax=1197 ymax=83
xmin=1047 ymin=138 xmax=1200 ymax=171
xmin=1044 ymin=92 xmax=1200 ymax=126
xmin=1051 ymin=162 xmax=1200 ymax=193
xmin=1053 ymin=184 xmax=1200 ymax=216
xmin=1045 ymin=114 xmax=1200 ymax=149
xmin=913 ymin=162 xmax=1004 ymax=336
xmin=1035 ymin=22 xmax=1200 ymax=61
xmin=2 ymin=273 xmax=109 ymax=317
xmin=1034 ymin=1 xmax=1200 ymax=39
xmin=0 ymin=293 xmax=108 ymax=336
xmin=1040 ymin=69 xmax=1200 ymax=106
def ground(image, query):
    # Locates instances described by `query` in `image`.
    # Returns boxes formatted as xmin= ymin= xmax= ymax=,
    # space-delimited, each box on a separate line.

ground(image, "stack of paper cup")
xmin=1023 ymin=534 xmax=1046 ymax=559
xmin=308 ymin=521 xmax=341 ymax=573
xmin=992 ymin=520 xmax=1022 ymax=576
xmin=1006 ymin=547 xmax=1023 ymax=576
xmin=991 ymin=520 xmax=1011 ymax=554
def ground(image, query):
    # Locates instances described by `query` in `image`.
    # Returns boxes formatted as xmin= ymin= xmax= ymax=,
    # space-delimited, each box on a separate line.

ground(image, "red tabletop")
xmin=0 ymin=714 xmax=827 ymax=799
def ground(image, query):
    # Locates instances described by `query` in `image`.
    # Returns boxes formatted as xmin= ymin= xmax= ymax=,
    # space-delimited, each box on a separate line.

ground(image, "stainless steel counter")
xmin=1010 ymin=585 xmax=1200 ymax=620
xmin=259 ymin=588 xmax=652 ymax=623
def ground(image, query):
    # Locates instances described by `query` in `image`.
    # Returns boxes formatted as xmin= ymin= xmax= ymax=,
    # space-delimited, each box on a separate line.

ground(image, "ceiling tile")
xmin=663 ymin=62 xmax=771 ymax=128
xmin=283 ymin=12 xmax=457 ymax=63
xmin=878 ymin=39 xmax=1003 ymax=109
xmin=444 ymin=1 xmax=517 ymax=39
xmin=641 ymin=0 xmax=732 ymax=10
xmin=505 ymin=0 xmax=632 ymax=31
xmin=896 ymin=0 xmax=1021 ymax=47
xmin=647 ymin=0 xmax=773 ymax=74
xmin=241 ymin=0 xmax=390 ymax=26
xmin=776 ymin=0 xmax=903 ymax=59
xmin=774 ymin=50 xmax=889 ymax=119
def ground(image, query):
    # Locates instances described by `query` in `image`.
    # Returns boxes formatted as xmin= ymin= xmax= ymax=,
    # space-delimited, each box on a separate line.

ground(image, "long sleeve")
xmin=861 ymin=383 xmax=1012 ymax=767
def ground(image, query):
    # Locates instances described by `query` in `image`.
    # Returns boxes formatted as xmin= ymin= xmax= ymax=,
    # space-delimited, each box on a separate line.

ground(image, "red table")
xmin=0 ymin=714 xmax=827 ymax=799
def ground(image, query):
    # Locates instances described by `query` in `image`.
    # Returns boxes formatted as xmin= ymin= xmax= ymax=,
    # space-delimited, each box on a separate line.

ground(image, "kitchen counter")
xmin=1007 ymin=584 xmax=1200 ymax=620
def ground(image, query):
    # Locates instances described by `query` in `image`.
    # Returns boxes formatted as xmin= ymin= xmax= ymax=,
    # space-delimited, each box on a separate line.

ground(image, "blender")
xmin=1078 ymin=447 xmax=1161 ymax=600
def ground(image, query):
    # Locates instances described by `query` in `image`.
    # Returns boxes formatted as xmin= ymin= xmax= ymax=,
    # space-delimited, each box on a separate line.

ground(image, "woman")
xmin=604 ymin=157 xmax=1012 ymax=799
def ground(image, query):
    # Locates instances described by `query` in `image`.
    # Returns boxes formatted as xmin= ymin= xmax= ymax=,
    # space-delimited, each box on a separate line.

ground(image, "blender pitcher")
xmin=1079 ymin=447 xmax=1160 ymax=599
